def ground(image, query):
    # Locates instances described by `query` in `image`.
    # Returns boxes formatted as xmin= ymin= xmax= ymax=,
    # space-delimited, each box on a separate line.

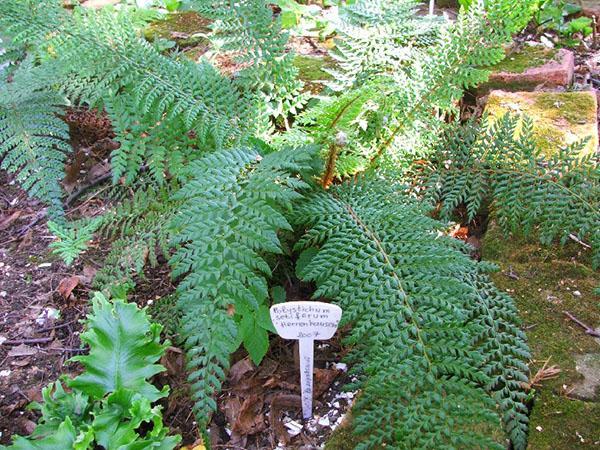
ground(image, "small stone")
xmin=540 ymin=35 xmax=555 ymax=48
xmin=0 ymin=291 xmax=6 ymax=298
xmin=334 ymin=362 xmax=348 ymax=372
xmin=318 ymin=416 xmax=330 ymax=427
xmin=0 ymin=336 xmax=6 ymax=345
xmin=0 ymin=370 xmax=10 ymax=377
xmin=573 ymin=290 xmax=582 ymax=297
xmin=284 ymin=420 xmax=303 ymax=436
xmin=536 ymin=426 xmax=543 ymax=432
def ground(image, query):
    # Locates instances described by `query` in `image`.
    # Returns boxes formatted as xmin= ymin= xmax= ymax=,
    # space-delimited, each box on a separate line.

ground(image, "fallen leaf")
xmin=22 ymin=419 xmax=37 ymax=434
xmin=0 ymin=211 xmax=22 ymax=230
xmin=232 ymin=394 xmax=266 ymax=435
xmin=17 ymin=229 xmax=33 ymax=250
xmin=11 ymin=358 xmax=32 ymax=367
xmin=223 ymin=396 xmax=242 ymax=427
xmin=314 ymin=368 xmax=340 ymax=397
xmin=81 ymin=265 xmax=97 ymax=285
xmin=228 ymin=357 xmax=255 ymax=385
xmin=7 ymin=344 xmax=37 ymax=358
xmin=56 ymin=276 xmax=80 ymax=299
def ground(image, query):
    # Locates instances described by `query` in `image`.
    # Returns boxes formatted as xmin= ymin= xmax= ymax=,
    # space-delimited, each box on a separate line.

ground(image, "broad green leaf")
xmin=69 ymin=293 xmax=168 ymax=401
xmin=239 ymin=314 xmax=269 ymax=365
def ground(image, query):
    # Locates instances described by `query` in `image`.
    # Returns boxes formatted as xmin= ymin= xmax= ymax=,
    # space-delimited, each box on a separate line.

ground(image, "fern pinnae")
xmin=294 ymin=178 xmax=530 ymax=448
xmin=169 ymin=145 xmax=315 ymax=425
xmin=0 ymin=85 xmax=70 ymax=219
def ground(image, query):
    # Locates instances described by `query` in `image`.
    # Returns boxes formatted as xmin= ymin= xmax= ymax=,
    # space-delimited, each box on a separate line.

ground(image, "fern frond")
xmin=0 ymin=85 xmax=70 ymax=219
xmin=94 ymin=185 xmax=178 ymax=288
xmin=0 ymin=1 xmax=259 ymax=148
xmin=186 ymin=0 xmax=305 ymax=120
xmin=426 ymin=114 xmax=600 ymax=268
xmin=169 ymin=145 xmax=315 ymax=424
xmin=294 ymin=178 xmax=530 ymax=449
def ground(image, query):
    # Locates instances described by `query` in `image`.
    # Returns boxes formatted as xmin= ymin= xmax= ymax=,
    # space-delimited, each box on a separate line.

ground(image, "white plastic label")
xmin=270 ymin=301 xmax=342 ymax=419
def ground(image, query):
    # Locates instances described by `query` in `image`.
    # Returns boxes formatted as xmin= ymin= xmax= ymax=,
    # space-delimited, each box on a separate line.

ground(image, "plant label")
xmin=270 ymin=301 xmax=343 ymax=419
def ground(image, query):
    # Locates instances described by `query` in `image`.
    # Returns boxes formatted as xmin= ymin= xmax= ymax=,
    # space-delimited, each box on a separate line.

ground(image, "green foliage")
xmin=93 ymin=185 xmax=177 ymax=288
xmin=169 ymin=145 xmax=315 ymax=424
xmin=48 ymin=218 xmax=102 ymax=266
xmin=186 ymin=0 xmax=306 ymax=120
xmin=294 ymin=178 xmax=530 ymax=449
xmin=0 ymin=0 xmax=545 ymax=446
xmin=0 ymin=81 xmax=70 ymax=220
xmin=289 ymin=0 xmax=536 ymax=179
xmin=425 ymin=114 xmax=600 ymax=268
xmin=0 ymin=292 xmax=180 ymax=450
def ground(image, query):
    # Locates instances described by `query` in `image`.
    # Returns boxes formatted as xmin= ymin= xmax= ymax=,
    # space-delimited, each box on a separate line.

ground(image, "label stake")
xmin=270 ymin=301 xmax=342 ymax=419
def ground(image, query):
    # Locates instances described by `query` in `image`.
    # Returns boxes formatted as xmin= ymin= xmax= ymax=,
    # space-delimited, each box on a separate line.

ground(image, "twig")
xmin=64 ymin=173 xmax=112 ymax=207
xmin=568 ymin=233 xmax=592 ymax=249
xmin=36 ymin=319 xmax=78 ymax=333
xmin=1 ymin=337 xmax=54 ymax=346
xmin=563 ymin=311 xmax=600 ymax=338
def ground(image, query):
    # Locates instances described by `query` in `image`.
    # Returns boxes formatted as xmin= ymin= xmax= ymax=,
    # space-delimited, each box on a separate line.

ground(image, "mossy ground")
xmin=485 ymin=90 xmax=598 ymax=158
xmin=293 ymin=55 xmax=335 ymax=94
xmin=482 ymin=223 xmax=600 ymax=449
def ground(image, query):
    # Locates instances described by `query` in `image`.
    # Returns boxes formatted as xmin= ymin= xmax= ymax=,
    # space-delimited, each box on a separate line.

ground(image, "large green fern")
xmin=294 ymin=178 xmax=530 ymax=449
xmin=169 ymin=144 xmax=316 ymax=424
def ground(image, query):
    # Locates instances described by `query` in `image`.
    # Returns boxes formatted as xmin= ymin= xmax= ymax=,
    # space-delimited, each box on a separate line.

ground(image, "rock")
xmin=480 ymin=46 xmax=574 ymax=93
xmin=484 ymin=90 xmax=598 ymax=158
xmin=570 ymin=353 xmax=600 ymax=401
xmin=144 ymin=11 xmax=211 ymax=52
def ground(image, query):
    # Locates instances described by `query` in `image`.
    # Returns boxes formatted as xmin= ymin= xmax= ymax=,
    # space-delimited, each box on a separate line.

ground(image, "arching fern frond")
xmin=294 ymin=178 xmax=530 ymax=449
xmin=425 ymin=114 xmax=600 ymax=268
xmin=0 ymin=85 xmax=70 ymax=219
xmin=169 ymin=145 xmax=316 ymax=425
xmin=186 ymin=0 xmax=305 ymax=120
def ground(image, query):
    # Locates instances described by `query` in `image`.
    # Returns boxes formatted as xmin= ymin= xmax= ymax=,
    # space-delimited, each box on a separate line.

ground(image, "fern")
xmin=426 ymin=114 xmax=600 ymax=268
xmin=294 ymin=178 xmax=530 ymax=449
xmin=0 ymin=83 xmax=70 ymax=219
xmin=0 ymin=1 xmax=259 ymax=181
xmin=288 ymin=0 xmax=537 ymax=179
xmin=169 ymin=145 xmax=315 ymax=424
xmin=47 ymin=219 xmax=102 ymax=266
xmin=186 ymin=0 xmax=306 ymax=121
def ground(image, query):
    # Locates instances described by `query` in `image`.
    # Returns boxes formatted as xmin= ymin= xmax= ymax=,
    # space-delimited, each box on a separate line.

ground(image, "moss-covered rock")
xmin=482 ymin=223 xmax=600 ymax=449
xmin=493 ymin=47 xmax=559 ymax=74
xmin=485 ymin=90 xmax=598 ymax=157
xmin=478 ymin=47 xmax=574 ymax=93
xmin=144 ymin=11 xmax=211 ymax=53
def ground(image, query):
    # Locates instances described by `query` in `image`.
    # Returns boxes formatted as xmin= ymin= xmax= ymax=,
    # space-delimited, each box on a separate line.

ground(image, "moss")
xmin=492 ymin=47 xmax=558 ymax=74
xmin=533 ymin=92 xmax=597 ymax=125
xmin=324 ymin=415 xmax=364 ymax=450
xmin=144 ymin=11 xmax=211 ymax=48
xmin=527 ymin=391 xmax=600 ymax=448
xmin=485 ymin=91 xmax=598 ymax=158
xmin=293 ymin=55 xmax=335 ymax=94
xmin=482 ymin=223 xmax=600 ymax=449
